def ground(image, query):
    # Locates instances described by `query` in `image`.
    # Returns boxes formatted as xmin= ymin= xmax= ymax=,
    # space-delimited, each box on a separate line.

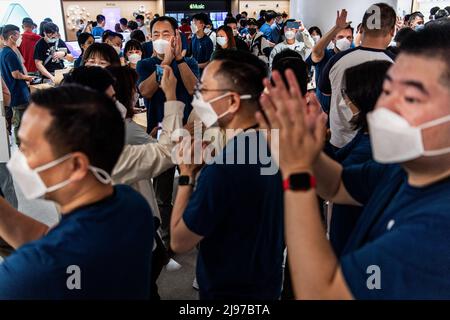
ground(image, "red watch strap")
xmin=283 ymin=175 xmax=317 ymax=191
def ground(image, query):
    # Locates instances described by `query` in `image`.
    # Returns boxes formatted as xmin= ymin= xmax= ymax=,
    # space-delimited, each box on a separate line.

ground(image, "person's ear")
xmin=68 ymin=152 xmax=91 ymax=182
xmin=228 ymin=93 xmax=241 ymax=113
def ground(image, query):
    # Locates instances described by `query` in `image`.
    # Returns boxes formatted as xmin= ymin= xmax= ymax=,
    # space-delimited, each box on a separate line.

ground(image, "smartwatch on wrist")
xmin=179 ymin=175 xmax=195 ymax=187
xmin=283 ymin=173 xmax=316 ymax=192
xmin=176 ymin=57 xmax=186 ymax=65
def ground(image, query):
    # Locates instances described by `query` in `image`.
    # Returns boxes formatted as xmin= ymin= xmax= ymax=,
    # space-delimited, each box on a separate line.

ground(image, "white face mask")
xmin=335 ymin=38 xmax=351 ymax=51
xmin=192 ymin=91 xmax=252 ymax=128
xmin=342 ymin=105 xmax=359 ymax=123
xmin=7 ymin=151 xmax=112 ymax=200
xmin=204 ymin=27 xmax=211 ymax=34
xmin=15 ymin=35 xmax=23 ymax=47
xmin=216 ymin=36 xmax=227 ymax=47
xmin=128 ymin=53 xmax=142 ymax=64
xmin=113 ymin=45 xmax=121 ymax=55
xmin=285 ymin=30 xmax=296 ymax=40
xmin=312 ymin=35 xmax=321 ymax=43
xmin=191 ymin=23 xmax=199 ymax=34
xmin=368 ymin=108 xmax=450 ymax=164
xmin=153 ymin=39 xmax=170 ymax=55
xmin=232 ymin=29 xmax=238 ymax=37
xmin=47 ymin=37 xmax=58 ymax=44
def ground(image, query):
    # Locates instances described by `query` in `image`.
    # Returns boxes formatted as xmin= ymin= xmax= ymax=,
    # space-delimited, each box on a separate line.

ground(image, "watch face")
xmin=289 ymin=173 xmax=312 ymax=191
xmin=179 ymin=176 xmax=191 ymax=186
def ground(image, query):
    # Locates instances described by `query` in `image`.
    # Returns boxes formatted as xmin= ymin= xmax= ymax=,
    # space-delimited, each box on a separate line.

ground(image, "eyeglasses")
xmin=194 ymin=82 xmax=235 ymax=98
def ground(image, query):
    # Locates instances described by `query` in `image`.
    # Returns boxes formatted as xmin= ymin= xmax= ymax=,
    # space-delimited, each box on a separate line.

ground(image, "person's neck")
xmin=405 ymin=161 xmax=450 ymax=187
xmin=197 ymin=30 xmax=205 ymax=38
xmin=59 ymin=180 xmax=114 ymax=214
xmin=223 ymin=113 xmax=258 ymax=138
xmin=360 ymin=34 xmax=388 ymax=50
xmin=23 ymin=28 xmax=33 ymax=33
xmin=6 ymin=41 xmax=16 ymax=49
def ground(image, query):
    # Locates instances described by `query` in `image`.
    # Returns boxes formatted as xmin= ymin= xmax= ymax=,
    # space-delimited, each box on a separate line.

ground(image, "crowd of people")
xmin=0 ymin=2 xmax=449 ymax=299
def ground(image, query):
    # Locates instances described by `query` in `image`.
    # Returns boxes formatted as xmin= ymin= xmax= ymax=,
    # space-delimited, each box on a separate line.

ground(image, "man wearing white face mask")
xmin=269 ymin=19 xmax=312 ymax=68
xmin=34 ymin=23 xmax=73 ymax=83
xmin=138 ymin=16 xmax=198 ymax=133
xmin=0 ymin=85 xmax=154 ymax=299
xmin=170 ymin=50 xmax=284 ymax=300
xmin=319 ymin=3 xmax=396 ymax=149
xmin=258 ymin=23 xmax=450 ymax=299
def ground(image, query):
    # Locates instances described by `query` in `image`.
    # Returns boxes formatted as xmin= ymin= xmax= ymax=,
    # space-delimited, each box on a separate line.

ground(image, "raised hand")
xmin=336 ymin=9 xmax=351 ymax=30
xmin=256 ymin=70 xmax=328 ymax=177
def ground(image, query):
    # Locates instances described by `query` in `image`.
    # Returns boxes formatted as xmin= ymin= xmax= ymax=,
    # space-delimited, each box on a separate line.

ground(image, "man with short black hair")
xmin=127 ymin=20 xmax=139 ymax=32
xmin=409 ymin=11 xmax=425 ymax=31
xmin=260 ymin=10 xmax=277 ymax=41
xmin=119 ymin=18 xmax=128 ymax=32
xmin=0 ymin=85 xmax=154 ymax=299
xmin=171 ymin=50 xmax=284 ymax=300
xmin=0 ymin=24 xmax=34 ymax=145
xmin=135 ymin=14 xmax=148 ymax=37
xmin=92 ymin=14 xmax=106 ymax=37
xmin=319 ymin=3 xmax=396 ymax=148
xmin=34 ymin=22 xmax=73 ymax=82
xmin=190 ymin=13 xmax=214 ymax=72
xmin=19 ymin=17 xmax=41 ymax=73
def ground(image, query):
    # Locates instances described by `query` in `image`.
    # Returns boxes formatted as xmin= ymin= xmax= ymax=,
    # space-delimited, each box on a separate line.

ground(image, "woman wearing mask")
xmin=83 ymin=43 xmax=121 ymax=68
xmin=308 ymin=26 xmax=322 ymax=44
xmin=124 ymin=39 xmax=143 ymax=69
xmin=74 ymin=32 xmax=94 ymax=68
xmin=210 ymin=26 xmax=236 ymax=59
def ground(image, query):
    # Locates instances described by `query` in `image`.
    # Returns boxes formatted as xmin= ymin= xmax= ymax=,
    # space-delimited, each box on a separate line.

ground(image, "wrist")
xmin=165 ymin=92 xmax=176 ymax=101
xmin=281 ymin=166 xmax=313 ymax=180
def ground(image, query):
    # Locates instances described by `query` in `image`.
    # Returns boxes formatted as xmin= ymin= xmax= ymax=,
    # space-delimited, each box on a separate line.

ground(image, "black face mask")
xmin=248 ymin=28 xmax=257 ymax=35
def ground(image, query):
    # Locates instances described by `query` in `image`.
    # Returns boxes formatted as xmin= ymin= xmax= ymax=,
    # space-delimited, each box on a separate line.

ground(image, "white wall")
xmin=290 ymin=0 xmax=401 ymax=32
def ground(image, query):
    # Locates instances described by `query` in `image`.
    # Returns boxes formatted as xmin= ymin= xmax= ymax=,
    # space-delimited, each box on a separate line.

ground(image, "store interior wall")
xmin=239 ymin=0 xmax=290 ymax=18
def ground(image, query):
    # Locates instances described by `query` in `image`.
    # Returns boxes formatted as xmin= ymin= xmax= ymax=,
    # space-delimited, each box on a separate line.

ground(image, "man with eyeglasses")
xmin=34 ymin=23 xmax=73 ymax=83
xmin=170 ymin=50 xmax=284 ymax=300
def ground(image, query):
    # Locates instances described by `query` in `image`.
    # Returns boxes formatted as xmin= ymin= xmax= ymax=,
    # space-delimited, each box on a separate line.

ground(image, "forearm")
xmin=35 ymin=61 xmax=53 ymax=79
xmin=178 ymin=63 xmax=197 ymax=95
xmin=198 ymin=61 xmax=209 ymax=69
xmin=312 ymin=26 xmax=340 ymax=62
xmin=0 ymin=197 xmax=49 ymax=249
xmin=170 ymin=185 xmax=193 ymax=240
xmin=284 ymin=188 xmax=351 ymax=299
xmin=65 ymin=54 xmax=74 ymax=62
xmin=139 ymin=73 xmax=158 ymax=98
xmin=313 ymin=152 xmax=343 ymax=200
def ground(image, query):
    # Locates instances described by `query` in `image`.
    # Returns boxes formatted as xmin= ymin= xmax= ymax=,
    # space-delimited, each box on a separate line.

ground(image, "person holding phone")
xmin=269 ymin=19 xmax=314 ymax=68
xmin=34 ymin=23 xmax=73 ymax=82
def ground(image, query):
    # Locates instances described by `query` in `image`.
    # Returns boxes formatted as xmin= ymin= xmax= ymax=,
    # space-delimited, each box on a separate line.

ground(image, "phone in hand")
xmin=156 ymin=65 xmax=164 ymax=84
xmin=286 ymin=21 xmax=300 ymax=29
xmin=30 ymin=77 xmax=43 ymax=85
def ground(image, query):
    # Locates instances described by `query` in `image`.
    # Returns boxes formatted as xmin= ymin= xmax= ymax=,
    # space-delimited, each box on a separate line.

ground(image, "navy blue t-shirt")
xmin=136 ymin=56 xmax=199 ymax=131
xmin=340 ymin=163 xmax=450 ymax=299
xmin=183 ymin=131 xmax=284 ymax=300
xmin=0 ymin=185 xmax=154 ymax=299
xmin=330 ymin=131 xmax=372 ymax=257
xmin=0 ymin=46 xmax=30 ymax=107
xmin=306 ymin=48 xmax=335 ymax=113
xmin=191 ymin=34 xmax=214 ymax=64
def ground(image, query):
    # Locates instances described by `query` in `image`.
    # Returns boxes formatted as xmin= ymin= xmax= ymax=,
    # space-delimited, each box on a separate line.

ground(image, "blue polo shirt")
xmin=183 ymin=130 xmax=284 ymax=300
xmin=0 ymin=185 xmax=154 ymax=299
xmin=191 ymin=34 xmax=214 ymax=64
xmin=330 ymin=131 xmax=372 ymax=257
xmin=260 ymin=23 xmax=272 ymax=41
xmin=306 ymin=48 xmax=335 ymax=113
xmin=136 ymin=56 xmax=199 ymax=131
xmin=340 ymin=163 xmax=450 ymax=299
xmin=0 ymin=46 xmax=30 ymax=107
xmin=91 ymin=26 xmax=104 ymax=38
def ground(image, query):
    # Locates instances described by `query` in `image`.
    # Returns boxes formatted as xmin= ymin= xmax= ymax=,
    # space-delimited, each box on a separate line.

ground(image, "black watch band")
xmin=283 ymin=173 xmax=316 ymax=192
xmin=179 ymin=175 xmax=195 ymax=187
xmin=176 ymin=58 xmax=186 ymax=65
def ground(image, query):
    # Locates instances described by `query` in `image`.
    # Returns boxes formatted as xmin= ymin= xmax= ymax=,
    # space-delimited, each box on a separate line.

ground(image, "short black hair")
xmin=401 ymin=23 xmax=450 ymax=88
xmin=224 ymin=17 xmax=238 ymax=25
xmin=130 ymin=29 xmax=146 ymax=43
xmin=308 ymin=26 xmax=322 ymax=37
xmin=22 ymin=17 xmax=34 ymax=27
xmin=212 ymin=49 xmax=268 ymax=108
xmin=44 ymin=17 xmax=53 ymax=23
xmin=2 ymin=24 xmax=19 ymax=39
xmin=83 ymin=43 xmax=121 ymax=67
xmin=361 ymin=3 xmax=396 ymax=36
xmin=409 ymin=11 xmax=424 ymax=23
xmin=135 ymin=15 xmax=145 ymax=21
xmin=77 ymin=32 xmax=94 ymax=51
xmin=272 ymin=56 xmax=308 ymax=96
xmin=150 ymin=16 xmax=178 ymax=33
xmin=192 ymin=13 xmax=209 ymax=25
xmin=102 ymin=30 xmax=123 ymax=43
xmin=343 ymin=60 xmax=392 ymax=132
xmin=63 ymin=66 xmax=116 ymax=94
xmin=120 ymin=18 xmax=128 ymax=26
xmin=247 ymin=18 xmax=258 ymax=27
xmin=127 ymin=21 xmax=139 ymax=31
xmin=96 ymin=14 xmax=106 ymax=23
xmin=124 ymin=39 xmax=143 ymax=55
xmin=43 ymin=22 xmax=59 ymax=34
xmin=435 ymin=9 xmax=449 ymax=20
xmin=265 ymin=10 xmax=277 ymax=22
xmin=30 ymin=85 xmax=124 ymax=174
xmin=272 ymin=49 xmax=302 ymax=66
xmin=393 ymin=27 xmax=414 ymax=45
xmin=430 ymin=6 xmax=441 ymax=16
